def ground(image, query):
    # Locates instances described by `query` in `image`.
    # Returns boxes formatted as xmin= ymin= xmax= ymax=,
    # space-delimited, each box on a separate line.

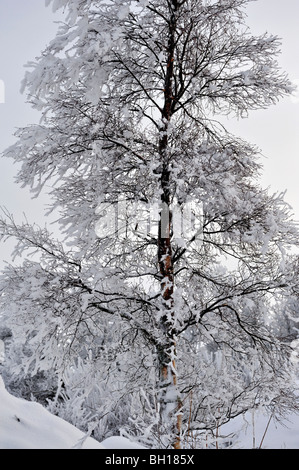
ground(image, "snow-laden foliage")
xmin=1 ymin=0 xmax=299 ymax=448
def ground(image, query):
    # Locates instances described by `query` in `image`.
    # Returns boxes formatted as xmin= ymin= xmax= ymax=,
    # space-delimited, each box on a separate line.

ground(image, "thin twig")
xmin=259 ymin=413 xmax=273 ymax=449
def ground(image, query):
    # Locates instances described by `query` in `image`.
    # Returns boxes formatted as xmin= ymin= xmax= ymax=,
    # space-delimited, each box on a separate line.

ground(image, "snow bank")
xmin=0 ymin=375 xmax=104 ymax=449
xmin=101 ymin=436 xmax=146 ymax=449
xmin=0 ymin=375 xmax=147 ymax=449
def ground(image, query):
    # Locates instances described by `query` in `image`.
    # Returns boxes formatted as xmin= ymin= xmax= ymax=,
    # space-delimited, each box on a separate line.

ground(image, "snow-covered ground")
xmin=220 ymin=409 xmax=299 ymax=449
xmin=0 ymin=374 xmax=142 ymax=449
xmin=1 ymin=373 xmax=299 ymax=449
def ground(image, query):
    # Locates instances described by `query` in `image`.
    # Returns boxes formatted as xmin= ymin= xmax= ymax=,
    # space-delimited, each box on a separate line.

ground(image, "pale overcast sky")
xmin=0 ymin=0 xmax=299 ymax=266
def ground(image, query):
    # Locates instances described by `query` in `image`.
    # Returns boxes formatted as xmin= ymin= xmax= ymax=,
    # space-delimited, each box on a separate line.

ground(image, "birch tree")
xmin=1 ymin=0 xmax=299 ymax=448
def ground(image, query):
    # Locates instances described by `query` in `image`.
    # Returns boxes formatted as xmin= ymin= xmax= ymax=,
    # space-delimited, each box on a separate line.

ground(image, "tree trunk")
xmin=157 ymin=189 xmax=182 ymax=448
xmin=157 ymin=1 xmax=182 ymax=449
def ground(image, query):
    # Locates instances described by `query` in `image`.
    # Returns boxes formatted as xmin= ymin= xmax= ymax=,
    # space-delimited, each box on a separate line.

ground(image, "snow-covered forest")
xmin=1 ymin=0 xmax=299 ymax=450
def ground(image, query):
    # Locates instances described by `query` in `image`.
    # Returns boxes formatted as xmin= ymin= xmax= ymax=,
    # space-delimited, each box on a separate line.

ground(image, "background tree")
xmin=1 ymin=0 xmax=299 ymax=448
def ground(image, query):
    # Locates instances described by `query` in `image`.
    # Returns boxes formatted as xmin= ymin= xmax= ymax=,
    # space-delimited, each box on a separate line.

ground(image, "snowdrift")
xmin=0 ymin=375 xmax=104 ymax=449
xmin=0 ymin=373 xmax=146 ymax=449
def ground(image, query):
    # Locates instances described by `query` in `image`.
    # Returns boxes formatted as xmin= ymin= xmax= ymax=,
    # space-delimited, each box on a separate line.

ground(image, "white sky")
xmin=0 ymin=0 xmax=299 ymax=266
